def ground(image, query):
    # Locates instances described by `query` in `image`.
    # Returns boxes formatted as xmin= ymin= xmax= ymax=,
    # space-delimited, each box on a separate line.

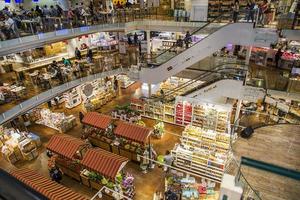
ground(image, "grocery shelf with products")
xmin=263 ymin=94 xmax=300 ymax=124
xmin=64 ymin=87 xmax=82 ymax=109
xmin=81 ymin=78 xmax=117 ymax=112
xmin=171 ymin=125 xmax=232 ymax=183
xmin=0 ymin=126 xmax=41 ymax=164
xmin=117 ymin=75 xmax=135 ymax=89
xmin=130 ymin=96 xmax=232 ymax=133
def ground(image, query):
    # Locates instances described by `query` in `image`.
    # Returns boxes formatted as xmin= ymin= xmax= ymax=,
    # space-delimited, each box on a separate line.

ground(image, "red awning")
xmin=82 ymin=112 xmax=112 ymax=129
xmin=81 ymin=148 xmax=128 ymax=180
xmin=10 ymin=168 xmax=87 ymax=200
xmin=46 ymin=134 xmax=87 ymax=160
xmin=114 ymin=121 xmax=152 ymax=144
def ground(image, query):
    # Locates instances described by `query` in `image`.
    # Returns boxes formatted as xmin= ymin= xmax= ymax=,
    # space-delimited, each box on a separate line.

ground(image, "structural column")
xmin=146 ymin=30 xmax=151 ymax=61
xmin=234 ymin=99 xmax=242 ymax=131
xmin=148 ymin=83 xmax=152 ymax=98
xmin=244 ymin=46 xmax=252 ymax=85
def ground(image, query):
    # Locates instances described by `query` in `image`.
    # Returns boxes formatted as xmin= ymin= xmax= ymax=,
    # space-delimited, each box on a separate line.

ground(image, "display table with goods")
xmin=171 ymin=125 xmax=232 ymax=183
xmin=111 ymin=105 xmax=142 ymax=123
xmin=35 ymin=109 xmax=76 ymax=133
xmin=130 ymin=97 xmax=232 ymax=133
xmin=117 ymin=75 xmax=135 ymax=89
xmin=0 ymin=127 xmax=40 ymax=164
xmin=10 ymin=168 xmax=88 ymax=200
xmin=161 ymin=171 xmax=219 ymax=200
xmin=263 ymin=94 xmax=300 ymax=124
xmin=80 ymin=148 xmax=135 ymax=199
xmin=46 ymin=134 xmax=91 ymax=181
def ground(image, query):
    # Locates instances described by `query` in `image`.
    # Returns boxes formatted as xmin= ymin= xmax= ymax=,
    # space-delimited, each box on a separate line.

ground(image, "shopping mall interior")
xmin=0 ymin=0 xmax=299 ymax=200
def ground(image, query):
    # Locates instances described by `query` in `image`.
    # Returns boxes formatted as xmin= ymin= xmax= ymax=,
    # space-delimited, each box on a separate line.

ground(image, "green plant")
xmin=101 ymin=177 xmax=108 ymax=185
xmin=106 ymin=181 xmax=115 ymax=189
xmin=88 ymin=172 xmax=102 ymax=182
xmin=116 ymin=173 xmax=123 ymax=184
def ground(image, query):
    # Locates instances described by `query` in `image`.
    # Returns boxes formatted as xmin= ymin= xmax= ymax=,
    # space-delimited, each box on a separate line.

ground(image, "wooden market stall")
xmin=10 ymin=168 xmax=88 ymax=200
xmin=80 ymin=148 xmax=133 ymax=200
xmin=46 ymin=134 xmax=90 ymax=181
xmin=113 ymin=121 xmax=153 ymax=162
xmin=82 ymin=112 xmax=113 ymax=152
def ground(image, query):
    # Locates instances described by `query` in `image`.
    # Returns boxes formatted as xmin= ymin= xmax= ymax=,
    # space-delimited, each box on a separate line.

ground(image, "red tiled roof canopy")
xmin=82 ymin=112 xmax=112 ymax=129
xmin=46 ymin=134 xmax=87 ymax=160
xmin=114 ymin=121 xmax=152 ymax=144
xmin=81 ymin=148 xmax=128 ymax=180
xmin=10 ymin=168 xmax=87 ymax=200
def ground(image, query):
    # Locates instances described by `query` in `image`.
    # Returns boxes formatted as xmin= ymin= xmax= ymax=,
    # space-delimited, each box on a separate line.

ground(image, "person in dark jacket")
xmin=75 ymin=47 xmax=82 ymax=60
xmin=275 ymin=48 xmax=283 ymax=68
xmin=86 ymin=47 xmax=93 ymax=63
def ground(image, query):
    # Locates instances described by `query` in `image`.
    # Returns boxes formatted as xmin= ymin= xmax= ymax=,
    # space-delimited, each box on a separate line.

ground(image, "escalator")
xmin=136 ymin=15 xmax=278 ymax=84
xmin=151 ymin=62 xmax=247 ymax=102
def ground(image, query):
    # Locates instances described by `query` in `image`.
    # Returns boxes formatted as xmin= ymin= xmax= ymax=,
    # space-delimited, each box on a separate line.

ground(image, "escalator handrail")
xmin=157 ymin=62 xmax=248 ymax=99
xmin=147 ymin=13 xmax=225 ymax=64
xmin=165 ymin=65 xmax=248 ymax=96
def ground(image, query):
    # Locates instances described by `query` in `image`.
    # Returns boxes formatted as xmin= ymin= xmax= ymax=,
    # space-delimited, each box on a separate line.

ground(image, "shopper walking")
xmin=246 ymin=0 xmax=255 ymax=22
xmin=232 ymin=0 xmax=240 ymax=23
xmin=184 ymin=31 xmax=191 ymax=49
xmin=75 ymin=47 xmax=82 ymax=60
xmin=49 ymin=166 xmax=63 ymax=183
xmin=163 ymin=150 xmax=174 ymax=172
xmin=86 ymin=47 xmax=93 ymax=63
xmin=275 ymin=48 xmax=283 ymax=68
xmin=134 ymin=32 xmax=138 ymax=45
xmin=258 ymin=0 xmax=269 ymax=26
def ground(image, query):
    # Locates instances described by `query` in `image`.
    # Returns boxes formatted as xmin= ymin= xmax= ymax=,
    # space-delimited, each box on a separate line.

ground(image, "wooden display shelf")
xmin=80 ymin=174 xmax=91 ymax=187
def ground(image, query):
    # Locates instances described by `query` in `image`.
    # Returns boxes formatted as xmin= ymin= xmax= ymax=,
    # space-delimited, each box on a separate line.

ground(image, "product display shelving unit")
xmin=130 ymin=97 xmax=232 ymax=134
xmin=64 ymin=87 xmax=82 ymax=109
xmin=117 ymin=75 xmax=135 ymax=89
xmin=171 ymin=125 xmax=231 ymax=183
xmin=207 ymin=0 xmax=248 ymax=21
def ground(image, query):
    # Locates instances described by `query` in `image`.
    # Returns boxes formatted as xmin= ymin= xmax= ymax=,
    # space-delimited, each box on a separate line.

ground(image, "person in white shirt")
xmin=4 ymin=15 xmax=18 ymax=38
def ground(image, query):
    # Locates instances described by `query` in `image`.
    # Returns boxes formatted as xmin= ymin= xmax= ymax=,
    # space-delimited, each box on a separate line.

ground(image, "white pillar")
xmin=148 ymin=83 xmax=152 ymax=97
xmin=245 ymin=46 xmax=252 ymax=65
xmin=244 ymin=46 xmax=252 ymax=84
xmin=234 ymin=99 xmax=242 ymax=126
xmin=146 ymin=30 xmax=151 ymax=59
